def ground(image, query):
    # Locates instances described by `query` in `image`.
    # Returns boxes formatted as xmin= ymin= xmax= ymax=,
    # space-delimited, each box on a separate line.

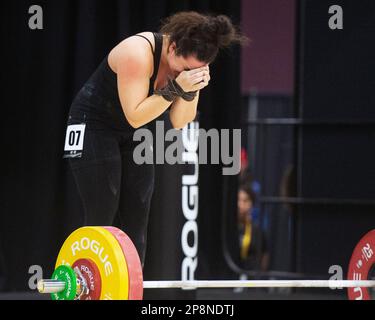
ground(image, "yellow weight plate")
xmin=55 ymin=227 xmax=130 ymax=300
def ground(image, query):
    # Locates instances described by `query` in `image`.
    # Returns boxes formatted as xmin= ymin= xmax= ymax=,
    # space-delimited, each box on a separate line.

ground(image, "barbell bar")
xmin=38 ymin=279 xmax=375 ymax=292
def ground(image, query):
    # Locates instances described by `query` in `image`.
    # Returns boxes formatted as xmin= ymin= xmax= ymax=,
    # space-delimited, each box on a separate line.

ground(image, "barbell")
xmin=36 ymin=227 xmax=375 ymax=300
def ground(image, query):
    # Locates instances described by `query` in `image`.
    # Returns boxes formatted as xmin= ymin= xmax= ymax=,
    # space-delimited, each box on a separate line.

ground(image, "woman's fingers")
xmin=188 ymin=67 xmax=207 ymax=76
xmin=193 ymin=83 xmax=207 ymax=91
xmin=192 ymin=78 xmax=210 ymax=91
xmin=190 ymin=71 xmax=208 ymax=81
xmin=177 ymin=66 xmax=210 ymax=92
xmin=192 ymin=73 xmax=210 ymax=86
xmin=190 ymin=71 xmax=207 ymax=79
xmin=206 ymin=73 xmax=211 ymax=82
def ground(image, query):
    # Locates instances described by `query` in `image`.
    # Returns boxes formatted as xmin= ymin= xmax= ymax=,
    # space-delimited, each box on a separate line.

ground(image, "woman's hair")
xmin=239 ymin=184 xmax=256 ymax=204
xmin=160 ymin=11 xmax=248 ymax=63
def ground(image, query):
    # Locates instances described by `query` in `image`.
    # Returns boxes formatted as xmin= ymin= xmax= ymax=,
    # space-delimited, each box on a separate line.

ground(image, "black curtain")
xmin=0 ymin=0 xmax=241 ymax=292
xmin=296 ymin=0 xmax=375 ymax=276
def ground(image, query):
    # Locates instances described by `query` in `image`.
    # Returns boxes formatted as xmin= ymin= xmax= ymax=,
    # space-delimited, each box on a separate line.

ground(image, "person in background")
xmin=237 ymin=184 xmax=269 ymax=271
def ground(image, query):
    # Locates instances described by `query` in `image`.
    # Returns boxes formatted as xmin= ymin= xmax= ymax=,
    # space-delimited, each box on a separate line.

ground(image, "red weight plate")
xmin=104 ymin=227 xmax=144 ymax=300
xmin=347 ymin=230 xmax=375 ymax=300
xmin=72 ymin=259 xmax=102 ymax=300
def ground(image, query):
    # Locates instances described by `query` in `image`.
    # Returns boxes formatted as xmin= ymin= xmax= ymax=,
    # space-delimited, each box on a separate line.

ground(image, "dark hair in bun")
xmin=160 ymin=11 xmax=248 ymax=63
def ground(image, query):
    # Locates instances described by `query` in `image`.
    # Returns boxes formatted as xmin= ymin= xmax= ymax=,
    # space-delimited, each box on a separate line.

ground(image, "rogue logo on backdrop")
xmin=180 ymin=122 xmax=199 ymax=285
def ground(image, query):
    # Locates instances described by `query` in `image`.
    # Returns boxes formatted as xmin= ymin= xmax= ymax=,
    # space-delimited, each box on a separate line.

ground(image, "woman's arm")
xmin=169 ymin=66 xmax=210 ymax=129
xmin=169 ymin=92 xmax=200 ymax=129
xmin=116 ymin=44 xmax=173 ymax=129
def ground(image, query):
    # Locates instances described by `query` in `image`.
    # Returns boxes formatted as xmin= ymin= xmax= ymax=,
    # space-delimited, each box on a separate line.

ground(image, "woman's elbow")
xmin=126 ymin=116 xmax=143 ymax=129
xmin=130 ymin=121 xmax=145 ymax=129
xmin=170 ymin=119 xmax=186 ymax=130
xmin=172 ymin=125 xmax=184 ymax=130
xmin=124 ymin=110 xmax=143 ymax=129
xmin=170 ymin=116 xmax=196 ymax=130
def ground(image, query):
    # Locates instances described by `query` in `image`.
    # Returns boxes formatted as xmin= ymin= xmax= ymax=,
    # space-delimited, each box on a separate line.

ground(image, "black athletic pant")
xmin=66 ymin=111 xmax=155 ymax=267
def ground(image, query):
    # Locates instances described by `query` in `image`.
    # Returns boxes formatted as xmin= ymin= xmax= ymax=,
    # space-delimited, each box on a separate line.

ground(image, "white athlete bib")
xmin=63 ymin=124 xmax=86 ymax=159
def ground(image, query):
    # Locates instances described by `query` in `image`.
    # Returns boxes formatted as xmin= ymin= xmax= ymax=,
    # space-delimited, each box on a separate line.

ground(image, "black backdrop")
xmin=0 ymin=0 xmax=241 ymax=292
xmin=296 ymin=0 xmax=375 ymax=275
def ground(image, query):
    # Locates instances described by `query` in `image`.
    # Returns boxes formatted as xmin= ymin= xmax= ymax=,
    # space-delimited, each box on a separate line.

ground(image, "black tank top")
xmin=70 ymin=33 xmax=163 ymax=132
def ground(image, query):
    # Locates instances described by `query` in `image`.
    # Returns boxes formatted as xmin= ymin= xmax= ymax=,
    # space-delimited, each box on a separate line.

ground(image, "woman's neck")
xmin=160 ymin=35 xmax=172 ymax=75
xmin=239 ymin=215 xmax=251 ymax=226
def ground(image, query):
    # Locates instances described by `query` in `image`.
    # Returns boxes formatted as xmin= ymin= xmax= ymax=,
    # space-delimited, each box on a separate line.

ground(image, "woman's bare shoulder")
xmin=108 ymin=32 xmax=155 ymax=75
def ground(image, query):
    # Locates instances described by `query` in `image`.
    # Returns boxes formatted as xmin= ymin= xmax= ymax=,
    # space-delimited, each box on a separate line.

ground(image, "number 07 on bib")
xmin=63 ymin=124 xmax=86 ymax=159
